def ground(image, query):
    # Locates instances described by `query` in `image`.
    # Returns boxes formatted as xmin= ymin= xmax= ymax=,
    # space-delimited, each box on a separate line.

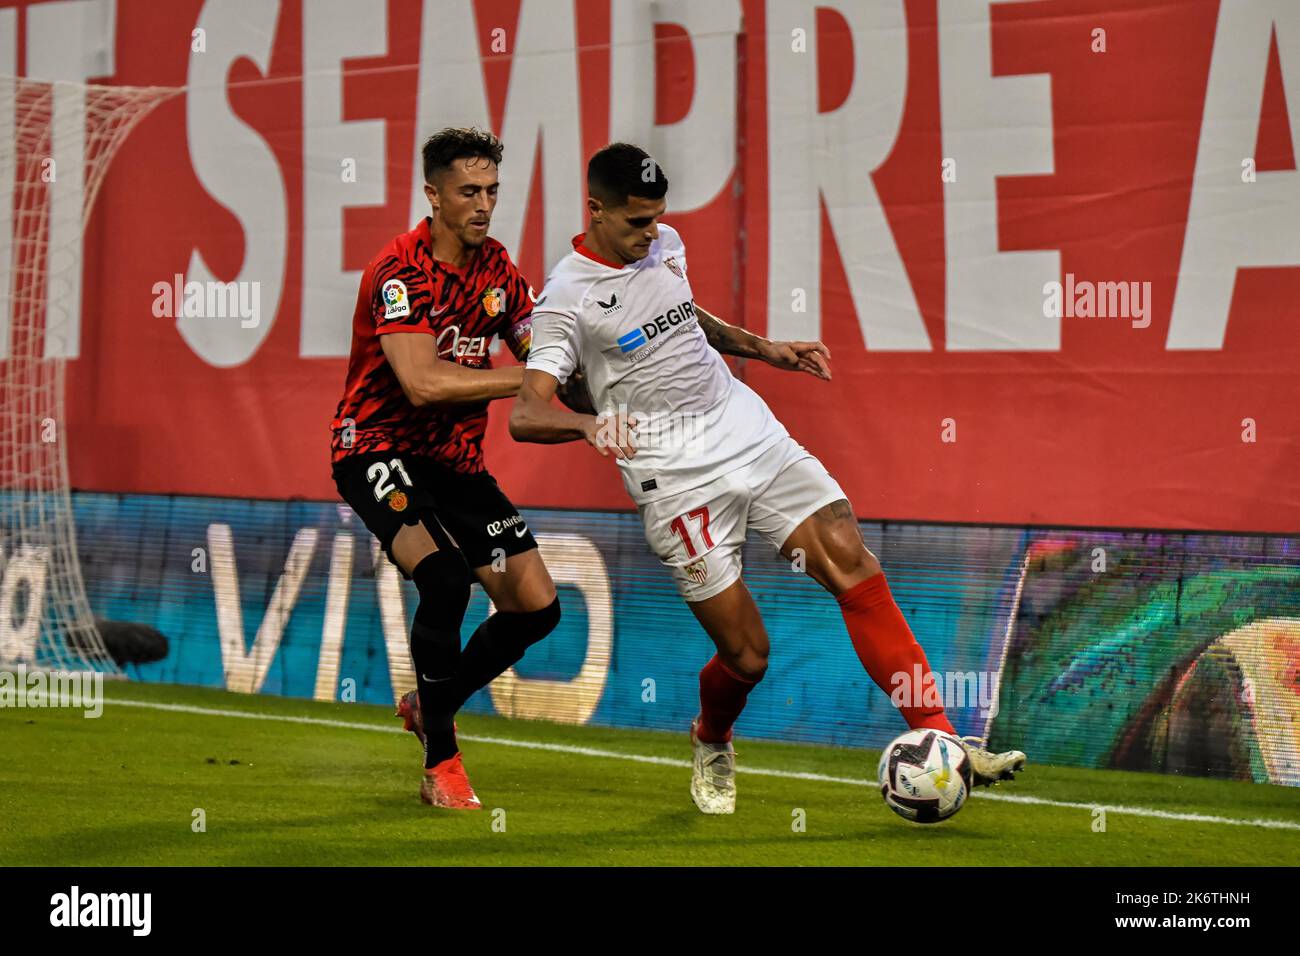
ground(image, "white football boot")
xmin=959 ymin=735 xmax=1027 ymax=786
xmin=689 ymin=717 xmax=737 ymax=814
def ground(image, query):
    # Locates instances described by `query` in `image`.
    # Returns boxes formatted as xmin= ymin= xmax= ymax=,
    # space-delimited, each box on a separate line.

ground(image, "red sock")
xmin=837 ymin=572 xmax=956 ymax=734
xmin=696 ymin=655 xmax=757 ymax=744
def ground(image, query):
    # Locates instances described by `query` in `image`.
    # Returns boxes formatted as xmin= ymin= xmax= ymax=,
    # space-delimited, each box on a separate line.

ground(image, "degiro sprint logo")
xmin=618 ymin=299 xmax=696 ymax=358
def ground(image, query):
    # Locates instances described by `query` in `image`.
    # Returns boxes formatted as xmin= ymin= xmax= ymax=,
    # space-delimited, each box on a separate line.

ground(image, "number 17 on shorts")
xmin=641 ymin=483 xmax=748 ymax=603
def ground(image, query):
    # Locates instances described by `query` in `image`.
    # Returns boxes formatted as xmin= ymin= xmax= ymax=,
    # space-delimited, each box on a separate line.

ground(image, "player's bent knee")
xmin=496 ymin=595 xmax=561 ymax=658
xmin=521 ymin=595 xmax=562 ymax=647
xmin=391 ymin=520 xmax=440 ymax=574
xmin=850 ymin=546 xmax=882 ymax=579
xmin=725 ymin=648 xmax=768 ymax=683
xmin=410 ymin=549 xmax=472 ymax=629
xmin=816 ymin=526 xmax=879 ymax=587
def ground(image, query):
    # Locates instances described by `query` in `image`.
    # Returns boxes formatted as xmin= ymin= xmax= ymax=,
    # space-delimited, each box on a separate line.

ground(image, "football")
xmin=878 ymin=729 xmax=973 ymax=823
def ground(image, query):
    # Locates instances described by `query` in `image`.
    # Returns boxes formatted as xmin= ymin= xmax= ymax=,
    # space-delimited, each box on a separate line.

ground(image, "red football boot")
xmin=419 ymin=753 xmax=482 ymax=810
xmin=395 ymin=690 xmax=425 ymax=746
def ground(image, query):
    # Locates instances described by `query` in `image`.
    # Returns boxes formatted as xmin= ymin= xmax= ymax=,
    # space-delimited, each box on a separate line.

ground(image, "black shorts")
xmin=332 ymin=452 xmax=537 ymax=574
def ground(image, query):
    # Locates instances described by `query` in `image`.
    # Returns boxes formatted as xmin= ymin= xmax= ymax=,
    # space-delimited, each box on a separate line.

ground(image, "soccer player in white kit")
xmin=511 ymin=144 xmax=1025 ymax=814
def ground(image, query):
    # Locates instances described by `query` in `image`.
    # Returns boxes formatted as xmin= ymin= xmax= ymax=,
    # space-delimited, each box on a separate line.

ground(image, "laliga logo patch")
xmin=481 ymin=286 xmax=506 ymax=317
xmin=664 ymin=256 xmax=684 ymax=279
xmin=382 ymin=279 xmax=409 ymax=318
xmin=385 ymin=489 xmax=408 ymax=512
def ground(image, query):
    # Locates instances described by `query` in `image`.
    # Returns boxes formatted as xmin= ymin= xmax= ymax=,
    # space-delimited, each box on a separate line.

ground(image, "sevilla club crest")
xmin=664 ymin=257 xmax=684 ymax=279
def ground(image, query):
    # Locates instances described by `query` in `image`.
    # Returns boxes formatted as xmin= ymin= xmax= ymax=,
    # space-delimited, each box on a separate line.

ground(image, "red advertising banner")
xmin=3 ymin=0 xmax=1296 ymax=531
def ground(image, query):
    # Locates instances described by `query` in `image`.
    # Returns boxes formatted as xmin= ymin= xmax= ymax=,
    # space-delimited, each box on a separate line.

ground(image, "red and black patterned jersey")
xmin=330 ymin=217 xmax=534 ymax=470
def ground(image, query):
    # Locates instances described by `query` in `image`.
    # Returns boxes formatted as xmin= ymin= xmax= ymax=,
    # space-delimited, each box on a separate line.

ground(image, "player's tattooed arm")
xmin=696 ymin=306 xmax=767 ymax=359
xmin=511 ymin=369 xmax=636 ymax=459
xmin=696 ymin=305 xmax=832 ymax=381
xmin=381 ymin=332 xmax=523 ymax=406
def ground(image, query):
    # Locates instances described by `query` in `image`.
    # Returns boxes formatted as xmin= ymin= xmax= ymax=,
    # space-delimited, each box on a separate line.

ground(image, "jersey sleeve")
xmin=372 ymin=256 xmax=436 ymax=335
xmin=525 ymin=308 xmax=581 ymax=384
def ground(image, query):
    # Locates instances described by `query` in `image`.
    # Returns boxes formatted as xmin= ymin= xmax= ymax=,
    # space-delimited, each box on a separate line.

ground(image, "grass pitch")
xmin=2 ymin=681 xmax=1298 ymax=866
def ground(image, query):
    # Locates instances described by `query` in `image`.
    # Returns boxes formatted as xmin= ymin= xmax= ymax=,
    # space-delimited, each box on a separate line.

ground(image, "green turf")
xmin=2 ymin=681 xmax=1298 ymax=866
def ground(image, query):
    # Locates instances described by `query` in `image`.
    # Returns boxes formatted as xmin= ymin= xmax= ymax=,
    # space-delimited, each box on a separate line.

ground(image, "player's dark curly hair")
xmin=587 ymin=142 xmax=668 ymax=208
xmin=421 ymin=127 xmax=503 ymax=182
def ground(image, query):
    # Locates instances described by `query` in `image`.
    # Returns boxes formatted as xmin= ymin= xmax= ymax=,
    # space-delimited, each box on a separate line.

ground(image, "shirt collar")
xmin=571 ymin=233 xmax=626 ymax=270
xmin=419 ymin=217 xmax=478 ymax=277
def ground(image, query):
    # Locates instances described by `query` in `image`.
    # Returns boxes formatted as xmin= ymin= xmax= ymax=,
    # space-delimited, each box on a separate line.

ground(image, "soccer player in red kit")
xmin=331 ymin=128 xmax=575 ymax=809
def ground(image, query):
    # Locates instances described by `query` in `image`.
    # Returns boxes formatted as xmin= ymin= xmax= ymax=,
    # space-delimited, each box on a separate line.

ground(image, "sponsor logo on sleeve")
xmin=382 ymin=279 xmax=410 ymax=318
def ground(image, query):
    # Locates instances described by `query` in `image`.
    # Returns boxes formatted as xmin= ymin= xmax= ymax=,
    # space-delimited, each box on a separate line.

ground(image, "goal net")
xmin=0 ymin=76 xmax=176 ymax=673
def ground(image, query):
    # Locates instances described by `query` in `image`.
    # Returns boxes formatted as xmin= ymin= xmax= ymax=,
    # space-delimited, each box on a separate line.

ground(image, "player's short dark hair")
xmin=587 ymin=143 xmax=668 ymax=208
xmin=421 ymin=127 xmax=503 ymax=183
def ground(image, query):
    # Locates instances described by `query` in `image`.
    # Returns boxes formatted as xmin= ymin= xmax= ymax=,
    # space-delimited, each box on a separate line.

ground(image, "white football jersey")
xmin=526 ymin=224 xmax=788 ymax=504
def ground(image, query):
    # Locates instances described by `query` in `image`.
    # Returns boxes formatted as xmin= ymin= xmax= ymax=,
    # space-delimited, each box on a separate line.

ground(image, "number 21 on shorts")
xmin=669 ymin=506 xmax=714 ymax=557
xmin=367 ymin=457 xmax=413 ymax=501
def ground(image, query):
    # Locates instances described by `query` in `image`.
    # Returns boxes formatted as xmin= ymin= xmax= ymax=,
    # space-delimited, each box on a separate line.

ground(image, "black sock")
xmin=408 ymin=550 xmax=471 ymax=768
xmin=445 ymin=598 xmax=561 ymax=712
xmin=411 ymin=620 xmax=461 ymax=767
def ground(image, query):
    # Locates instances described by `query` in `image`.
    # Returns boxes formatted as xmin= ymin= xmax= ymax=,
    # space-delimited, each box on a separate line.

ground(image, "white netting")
xmin=0 ymin=77 xmax=177 ymax=672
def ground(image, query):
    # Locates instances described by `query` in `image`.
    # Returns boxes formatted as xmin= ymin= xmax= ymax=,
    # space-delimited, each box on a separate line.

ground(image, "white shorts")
xmin=637 ymin=436 xmax=846 ymax=602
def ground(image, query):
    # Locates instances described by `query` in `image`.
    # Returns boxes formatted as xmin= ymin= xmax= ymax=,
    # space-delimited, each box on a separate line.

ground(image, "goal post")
xmin=0 ymin=76 xmax=177 ymax=673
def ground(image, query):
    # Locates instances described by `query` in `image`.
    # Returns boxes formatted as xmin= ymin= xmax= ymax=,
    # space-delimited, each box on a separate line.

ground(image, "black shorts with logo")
xmin=333 ymin=452 xmax=537 ymax=575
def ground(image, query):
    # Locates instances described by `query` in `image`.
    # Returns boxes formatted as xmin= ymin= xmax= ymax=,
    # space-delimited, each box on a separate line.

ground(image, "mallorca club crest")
xmin=664 ymin=256 xmax=684 ymax=280
xmin=481 ymin=286 xmax=506 ymax=318
xmin=385 ymin=489 xmax=408 ymax=513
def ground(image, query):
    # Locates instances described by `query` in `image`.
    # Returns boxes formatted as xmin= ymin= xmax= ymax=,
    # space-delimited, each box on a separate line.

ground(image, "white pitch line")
xmin=108 ymin=697 xmax=1300 ymax=832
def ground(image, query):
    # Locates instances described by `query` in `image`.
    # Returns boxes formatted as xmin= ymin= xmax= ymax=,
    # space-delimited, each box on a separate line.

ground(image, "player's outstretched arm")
xmin=696 ymin=304 xmax=832 ymax=381
xmin=510 ymin=369 xmax=636 ymax=459
xmin=381 ymin=331 xmax=523 ymax=406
